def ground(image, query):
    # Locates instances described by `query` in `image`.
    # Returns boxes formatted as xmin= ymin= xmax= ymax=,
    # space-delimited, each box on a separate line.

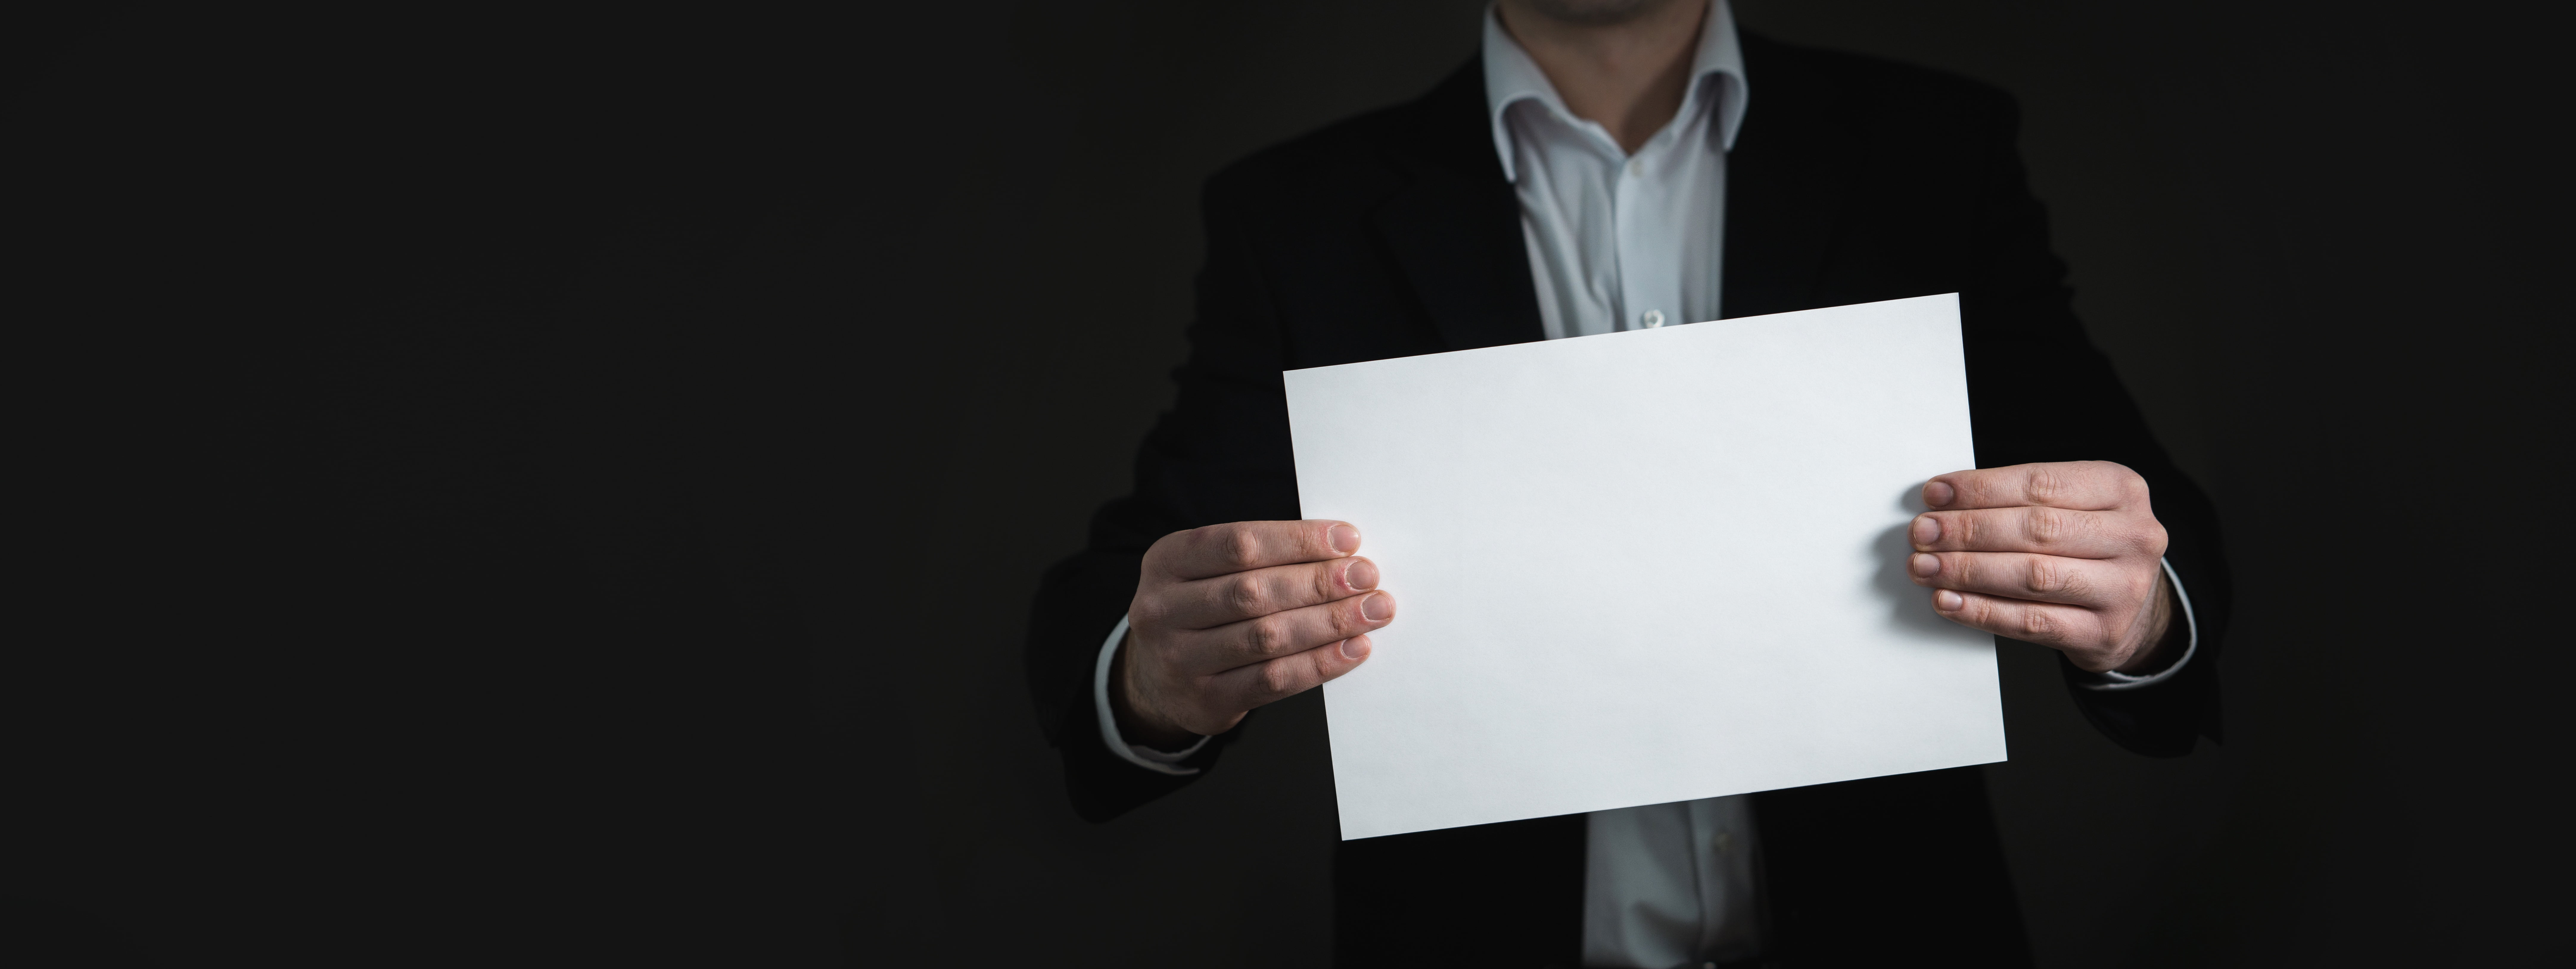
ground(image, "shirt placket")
xmin=1612 ymin=146 xmax=1645 ymax=332
xmin=1616 ymin=133 xmax=1680 ymax=333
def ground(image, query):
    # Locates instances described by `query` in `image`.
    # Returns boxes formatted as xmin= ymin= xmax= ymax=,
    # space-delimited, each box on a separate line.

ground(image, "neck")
xmin=1497 ymin=0 xmax=1709 ymax=154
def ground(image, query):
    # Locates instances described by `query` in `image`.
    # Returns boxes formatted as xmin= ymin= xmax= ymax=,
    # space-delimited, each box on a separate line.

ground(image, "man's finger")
xmin=1152 ymin=556 xmax=1380 ymax=630
xmin=1205 ymin=634 xmax=1374 ymax=710
xmin=1910 ymin=506 xmax=2163 ymax=559
xmin=1908 ymin=550 xmax=2147 ymax=608
xmin=1148 ymin=520 xmax=1361 ymax=582
xmin=1928 ymin=588 xmax=2110 ymax=653
xmin=1924 ymin=461 xmax=2145 ymax=512
xmin=1185 ymin=590 xmax=1396 ymax=674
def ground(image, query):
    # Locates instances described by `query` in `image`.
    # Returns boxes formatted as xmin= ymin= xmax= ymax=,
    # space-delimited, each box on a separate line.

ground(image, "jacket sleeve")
xmin=1025 ymin=165 xmax=1307 ymax=821
xmin=1960 ymin=92 xmax=2232 ymax=757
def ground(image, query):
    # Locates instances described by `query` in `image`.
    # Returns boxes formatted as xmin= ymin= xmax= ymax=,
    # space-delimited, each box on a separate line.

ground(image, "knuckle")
xmin=1130 ymin=596 xmax=1172 ymax=630
xmin=1256 ymin=659 xmax=1301 ymax=697
xmin=2025 ymin=508 xmax=2070 ymax=546
xmin=1168 ymin=528 xmax=1208 ymax=566
xmin=1215 ymin=527 xmax=1263 ymax=571
xmin=2025 ymin=558 xmax=2086 ymax=598
xmin=1940 ymin=554 xmax=1972 ymax=585
xmin=2023 ymin=467 xmax=2069 ymax=504
xmin=1244 ymin=615 xmax=1291 ymax=656
xmin=2090 ymin=461 xmax=2150 ymax=506
xmin=1949 ymin=554 xmax=1980 ymax=586
xmin=2021 ymin=559 xmax=2053 ymax=595
xmin=2018 ymin=606 xmax=2056 ymax=640
xmin=1141 ymin=531 xmax=1186 ymax=576
xmin=1948 ymin=513 xmax=1979 ymax=548
xmin=1224 ymin=574 xmax=1273 ymax=616
xmin=1312 ymin=561 xmax=1343 ymax=601
xmin=2141 ymin=521 xmax=2170 ymax=558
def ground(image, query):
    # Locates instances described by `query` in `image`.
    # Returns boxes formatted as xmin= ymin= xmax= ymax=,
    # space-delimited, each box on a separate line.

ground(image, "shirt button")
xmin=1641 ymin=309 xmax=1665 ymax=329
xmin=1628 ymin=158 xmax=1643 ymax=176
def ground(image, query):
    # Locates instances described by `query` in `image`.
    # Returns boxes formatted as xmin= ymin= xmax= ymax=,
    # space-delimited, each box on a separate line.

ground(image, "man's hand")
xmin=1910 ymin=461 xmax=2183 ymax=674
xmin=1113 ymin=520 xmax=1395 ymax=749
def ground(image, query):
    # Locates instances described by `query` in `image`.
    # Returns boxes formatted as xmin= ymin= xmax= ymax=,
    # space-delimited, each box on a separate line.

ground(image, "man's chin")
xmin=1518 ymin=0 xmax=1690 ymax=28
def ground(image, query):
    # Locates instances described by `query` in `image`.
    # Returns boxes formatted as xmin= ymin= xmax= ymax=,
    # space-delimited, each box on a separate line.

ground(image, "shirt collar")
xmin=1481 ymin=0 xmax=1749 ymax=182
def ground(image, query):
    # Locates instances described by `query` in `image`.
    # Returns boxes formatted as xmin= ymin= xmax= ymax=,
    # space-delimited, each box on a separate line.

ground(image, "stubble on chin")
xmin=1515 ymin=0 xmax=1691 ymax=27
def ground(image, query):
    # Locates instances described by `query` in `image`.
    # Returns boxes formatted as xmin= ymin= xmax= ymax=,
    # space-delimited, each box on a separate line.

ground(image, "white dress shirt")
xmin=1093 ymin=3 xmax=2198 ymax=966
xmin=1491 ymin=1 xmax=1746 ymax=343
xmin=1484 ymin=7 xmax=1764 ymax=965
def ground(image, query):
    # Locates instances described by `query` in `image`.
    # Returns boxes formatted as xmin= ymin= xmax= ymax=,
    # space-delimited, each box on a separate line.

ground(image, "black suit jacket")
xmin=1027 ymin=34 xmax=2229 ymax=969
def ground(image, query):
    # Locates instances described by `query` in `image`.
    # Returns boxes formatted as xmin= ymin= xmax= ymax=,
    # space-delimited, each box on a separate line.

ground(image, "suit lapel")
xmin=1723 ymin=32 xmax=1859 ymax=319
xmin=1373 ymin=38 xmax=1854 ymax=344
xmin=1369 ymin=60 xmax=1547 ymax=352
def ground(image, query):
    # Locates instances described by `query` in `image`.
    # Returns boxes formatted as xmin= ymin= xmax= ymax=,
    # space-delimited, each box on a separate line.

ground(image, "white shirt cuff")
xmin=1094 ymin=616 xmax=1211 ymax=774
xmin=2080 ymin=557 xmax=2200 ymax=691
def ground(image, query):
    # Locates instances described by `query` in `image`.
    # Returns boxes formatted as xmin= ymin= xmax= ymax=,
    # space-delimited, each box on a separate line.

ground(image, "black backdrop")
xmin=9 ymin=2 xmax=2566 ymax=966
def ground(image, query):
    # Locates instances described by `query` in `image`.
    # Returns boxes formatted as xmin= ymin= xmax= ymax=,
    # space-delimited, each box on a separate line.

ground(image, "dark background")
xmin=8 ymin=1 xmax=2566 ymax=965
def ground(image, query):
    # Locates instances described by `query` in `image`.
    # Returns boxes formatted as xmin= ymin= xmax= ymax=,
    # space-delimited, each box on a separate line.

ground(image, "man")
xmin=1027 ymin=1 xmax=2229 ymax=965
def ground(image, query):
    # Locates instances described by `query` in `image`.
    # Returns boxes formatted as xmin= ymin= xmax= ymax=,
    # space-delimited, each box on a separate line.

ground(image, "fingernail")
xmin=1910 ymin=553 xmax=1941 ymax=578
xmin=1340 ymin=636 xmax=1369 ymax=661
xmin=1924 ymin=481 xmax=1956 ymax=507
xmin=1361 ymin=592 xmax=1393 ymax=622
xmin=1344 ymin=558 xmax=1379 ymax=591
xmin=1934 ymin=589 xmax=1965 ymax=611
xmin=1327 ymin=524 xmax=1362 ymax=555
xmin=1911 ymin=515 xmax=1941 ymax=547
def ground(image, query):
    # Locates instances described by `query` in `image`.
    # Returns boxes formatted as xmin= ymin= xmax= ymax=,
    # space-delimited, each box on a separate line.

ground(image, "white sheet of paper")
xmin=1284 ymin=294 xmax=2005 ymax=840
